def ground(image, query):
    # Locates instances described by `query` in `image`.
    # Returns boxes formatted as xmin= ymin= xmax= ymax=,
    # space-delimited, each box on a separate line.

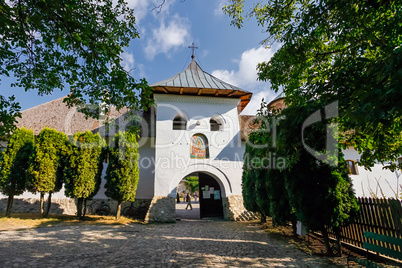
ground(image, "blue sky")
xmin=1 ymin=0 xmax=280 ymax=115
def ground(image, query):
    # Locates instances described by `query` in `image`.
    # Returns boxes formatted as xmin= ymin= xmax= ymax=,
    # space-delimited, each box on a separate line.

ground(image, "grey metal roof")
xmin=150 ymin=59 xmax=244 ymax=91
xmin=273 ymin=91 xmax=285 ymax=101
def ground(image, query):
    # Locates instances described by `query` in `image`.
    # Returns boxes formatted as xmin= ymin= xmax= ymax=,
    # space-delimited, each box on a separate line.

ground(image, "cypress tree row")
xmin=105 ymin=131 xmax=140 ymax=219
xmin=0 ymin=128 xmax=34 ymax=217
xmin=278 ymin=101 xmax=359 ymax=255
xmin=242 ymin=100 xmax=359 ymax=255
xmin=242 ymin=130 xmax=271 ymax=222
xmin=27 ymin=128 xmax=69 ymax=217
xmin=64 ymin=131 xmax=106 ymax=219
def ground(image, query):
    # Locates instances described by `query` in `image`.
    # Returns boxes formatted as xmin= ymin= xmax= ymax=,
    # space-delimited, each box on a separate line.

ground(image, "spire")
xmin=188 ymin=42 xmax=198 ymax=60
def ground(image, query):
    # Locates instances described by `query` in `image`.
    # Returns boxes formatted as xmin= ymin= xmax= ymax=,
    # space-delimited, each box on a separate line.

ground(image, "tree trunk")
xmin=77 ymin=198 xmax=83 ymax=219
xmin=260 ymin=213 xmax=266 ymax=223
xmin=335 ymin=227 xmax=342 ymax=256
xmin=43 ymin=192 xmax=52 ymax=218
xmin=82 ymin=199 xmax=87 ymax=217
xmin=116 ymin=201 xmax=122 ymax=220
xmin=6 ymin=194 xmax=14 ymax=218
xmin=291 ymin=219 xmax=298 ymax=237
xmin=322 ymin=227 xmax=333 ymax=256
xmin=40 ymin=192 xmax=44 ymax=216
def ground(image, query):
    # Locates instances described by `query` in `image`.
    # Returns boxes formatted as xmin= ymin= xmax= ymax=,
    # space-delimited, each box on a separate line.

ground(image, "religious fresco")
xmin=190 ymin=134 xmax=209 ymax=159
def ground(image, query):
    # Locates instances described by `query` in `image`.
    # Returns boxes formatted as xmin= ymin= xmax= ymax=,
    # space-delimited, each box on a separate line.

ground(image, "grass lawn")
xmin=0 ymin=213 xmax=141 ymax=231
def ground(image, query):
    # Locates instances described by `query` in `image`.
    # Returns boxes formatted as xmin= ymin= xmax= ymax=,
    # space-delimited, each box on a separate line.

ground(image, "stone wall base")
xmin=0 ymin=197 xmax=152 ymax=218
xmin=0 ymin=198 xmax=77 ymax=215
xmin=145 ymin=196 xmax=176 ymax=223
xmin=223 ymin=195 xmax=259 ymax=221
xmin=1 ymin=195 xmax=257 ymax=222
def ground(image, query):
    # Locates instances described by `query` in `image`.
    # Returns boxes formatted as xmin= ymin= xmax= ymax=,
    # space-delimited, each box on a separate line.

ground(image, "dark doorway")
xmin=199 ymin=173 xmax=223 ymax=218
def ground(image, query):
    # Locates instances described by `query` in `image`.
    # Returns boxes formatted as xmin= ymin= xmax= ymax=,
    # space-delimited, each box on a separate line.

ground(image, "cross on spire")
xmin=188 ymin=42 xmax=198 ymax=60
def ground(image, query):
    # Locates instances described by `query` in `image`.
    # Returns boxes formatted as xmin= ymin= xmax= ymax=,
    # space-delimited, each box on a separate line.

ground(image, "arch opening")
xmin=173 ymin=114 xmax=187 ymax=130
xmin=175 ymin=172 xmax=224 ymax=220
xmin=210 ymin=115 xmax=224 ymax=131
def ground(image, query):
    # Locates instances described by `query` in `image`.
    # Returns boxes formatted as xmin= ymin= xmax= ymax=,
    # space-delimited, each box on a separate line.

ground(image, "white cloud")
xmin=124 ymin=0 xmax=150 ymax=22
xmin=118 ymin=0 xmax=177 ymax=23
xmin=144 ymin=14 xmax=191 ymax=60
xmin=241 ymin=90 xmax=277 ymax=115
xmin=121 ymin=52 xmax=135 ymax=73
xmin=212 ymin=46 xmax=275 ymax=88
xmin=214 ymin=0 xmax=228 ymax=16
xmin=211 ymin=46 xmax=279 ymax=115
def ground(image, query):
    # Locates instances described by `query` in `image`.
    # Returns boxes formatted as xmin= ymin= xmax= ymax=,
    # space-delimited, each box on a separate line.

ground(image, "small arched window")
xmin=173 ymin=115 xmax=187 ymax=130
xmin=346 ymin=160 xmax=358 ymax=175
xmin=210 ymin=115 xmax=223 ymax=131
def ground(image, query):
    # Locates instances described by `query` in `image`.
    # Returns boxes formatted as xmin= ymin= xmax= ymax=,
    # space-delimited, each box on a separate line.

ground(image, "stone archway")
xmin=145 ymin=165 xmax=255 ymax=223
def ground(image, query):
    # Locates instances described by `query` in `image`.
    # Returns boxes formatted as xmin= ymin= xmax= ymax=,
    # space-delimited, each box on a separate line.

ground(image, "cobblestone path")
xmin=0 ymin=218 xmax=339 ymax=267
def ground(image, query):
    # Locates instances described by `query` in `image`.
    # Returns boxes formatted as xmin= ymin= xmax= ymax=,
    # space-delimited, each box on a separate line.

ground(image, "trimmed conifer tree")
xmin=64 ymin=131 xmax=106 ymax=219
xmin=278 ymin=101 xmax=359 ymax=255
xmin=242 ymin=131 xmax=271 ymax=222
xmin=27 ymin=128 xmax=69 ymax=217
xmin=105 ymin=131 xmax=139 ymax=219
xmin=0 ymin=128 xmax=34 ymax=217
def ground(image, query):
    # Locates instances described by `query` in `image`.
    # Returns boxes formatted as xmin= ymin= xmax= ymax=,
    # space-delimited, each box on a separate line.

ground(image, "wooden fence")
xmin=328 ymin=197 xmax=402 ymax=252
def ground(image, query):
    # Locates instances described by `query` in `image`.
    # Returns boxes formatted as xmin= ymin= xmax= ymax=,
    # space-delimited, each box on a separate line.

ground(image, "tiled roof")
xmin=15 ymin=96 xmax=139 ymax=136
xmin=239 ymin=115 xmax=260 ymax=141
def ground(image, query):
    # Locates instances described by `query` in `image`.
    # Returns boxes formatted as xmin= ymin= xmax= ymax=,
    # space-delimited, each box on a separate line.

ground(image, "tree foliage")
xmin=184 ymin=176 xmax=199 ymax=194
xmin=243 ymin=131 xmax=271 ymax=222
xmin=243 ymin=100 xmax=359 ymax=254
xmin=0 ymin=95 xmax=21 ymax=139
xmin=0 ymin=127 xmax=34 ymax=217
xmin=105 ymin=131 xmax=139 ymax=219
xmin=0 ymin=0 xmax=153 ymax=137
xmin=278 ymin=101 xmax=358 ymax=254
xmin=64 ymin=131 xmax=105 ymax=218
xmin=225 ymin=0 xmax=402 ymax=170
xmin=27 ymin=127 xmax=68 ymax=217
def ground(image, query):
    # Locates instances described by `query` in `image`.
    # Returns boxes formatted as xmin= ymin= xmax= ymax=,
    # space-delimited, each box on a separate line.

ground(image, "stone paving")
xmin=0 ymin=205 xmax=339 ymax=267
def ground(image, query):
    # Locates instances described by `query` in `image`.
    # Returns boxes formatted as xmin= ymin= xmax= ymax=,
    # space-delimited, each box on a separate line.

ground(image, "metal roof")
xmin=150 ymin=59 xmax=252 ymax=113
xmin=150 ymin=59 xmax=244 ymax=91
xmin=273 ymin=91 xmax=285 ymax=101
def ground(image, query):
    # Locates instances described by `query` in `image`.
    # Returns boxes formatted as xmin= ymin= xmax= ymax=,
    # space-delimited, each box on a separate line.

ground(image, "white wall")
xmin=343 ymin=147 xmax=401 ymax=199
xmin=153 ymin=94 xmax=245 ymax=198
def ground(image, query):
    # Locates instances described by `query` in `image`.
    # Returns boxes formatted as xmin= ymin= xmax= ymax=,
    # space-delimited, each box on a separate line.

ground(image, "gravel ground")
xmin=0 ymin=205 xmax=340 ymax=267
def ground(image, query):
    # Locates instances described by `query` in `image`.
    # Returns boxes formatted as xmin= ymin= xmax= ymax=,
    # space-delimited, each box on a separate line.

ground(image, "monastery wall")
xmin=343 ymin=147 xmax=401 ymax=199
xmin=153 ymin=94 xmax=245 ymax=198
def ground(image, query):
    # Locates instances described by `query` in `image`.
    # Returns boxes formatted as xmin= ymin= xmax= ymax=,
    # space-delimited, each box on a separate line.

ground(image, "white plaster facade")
xmin=343 ymin=147 xmax=401 ymax=199
xmin=152 ymin=94 xmax=245 ymax=199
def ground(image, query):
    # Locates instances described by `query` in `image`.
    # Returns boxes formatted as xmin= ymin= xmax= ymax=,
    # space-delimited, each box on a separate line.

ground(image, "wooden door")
xmin=199 ymin=173 xmax=223 ymax=218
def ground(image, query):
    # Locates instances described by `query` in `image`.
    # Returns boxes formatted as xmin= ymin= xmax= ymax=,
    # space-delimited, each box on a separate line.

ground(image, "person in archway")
xmin=176 ymin=192 xmax=180 ymax=203
xmin=185 ymin=193 xmax=192 ymax=210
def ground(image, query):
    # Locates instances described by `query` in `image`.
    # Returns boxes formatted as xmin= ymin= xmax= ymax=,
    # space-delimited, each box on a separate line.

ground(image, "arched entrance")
xmin=175 ymin=172 xmax=223 ymax=220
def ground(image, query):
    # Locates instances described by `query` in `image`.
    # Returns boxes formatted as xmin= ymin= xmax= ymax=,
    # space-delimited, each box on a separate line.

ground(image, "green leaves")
xmin=1 ymin=0 xmax=153 ymax=136
xmin=0 ymin=95 xmax=21 ymax=139
xmin=64 ymin=131 xmax=105 ymax=199
xmin=105 ymin=131 xmax=139 ymax=203
xmin=0 ymin=128 xmax=34 ymax=196
xmin=26 ymin=128 xmax=68 ymax=194
xmin=226 ymin=0 xmax=402 ymax=169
